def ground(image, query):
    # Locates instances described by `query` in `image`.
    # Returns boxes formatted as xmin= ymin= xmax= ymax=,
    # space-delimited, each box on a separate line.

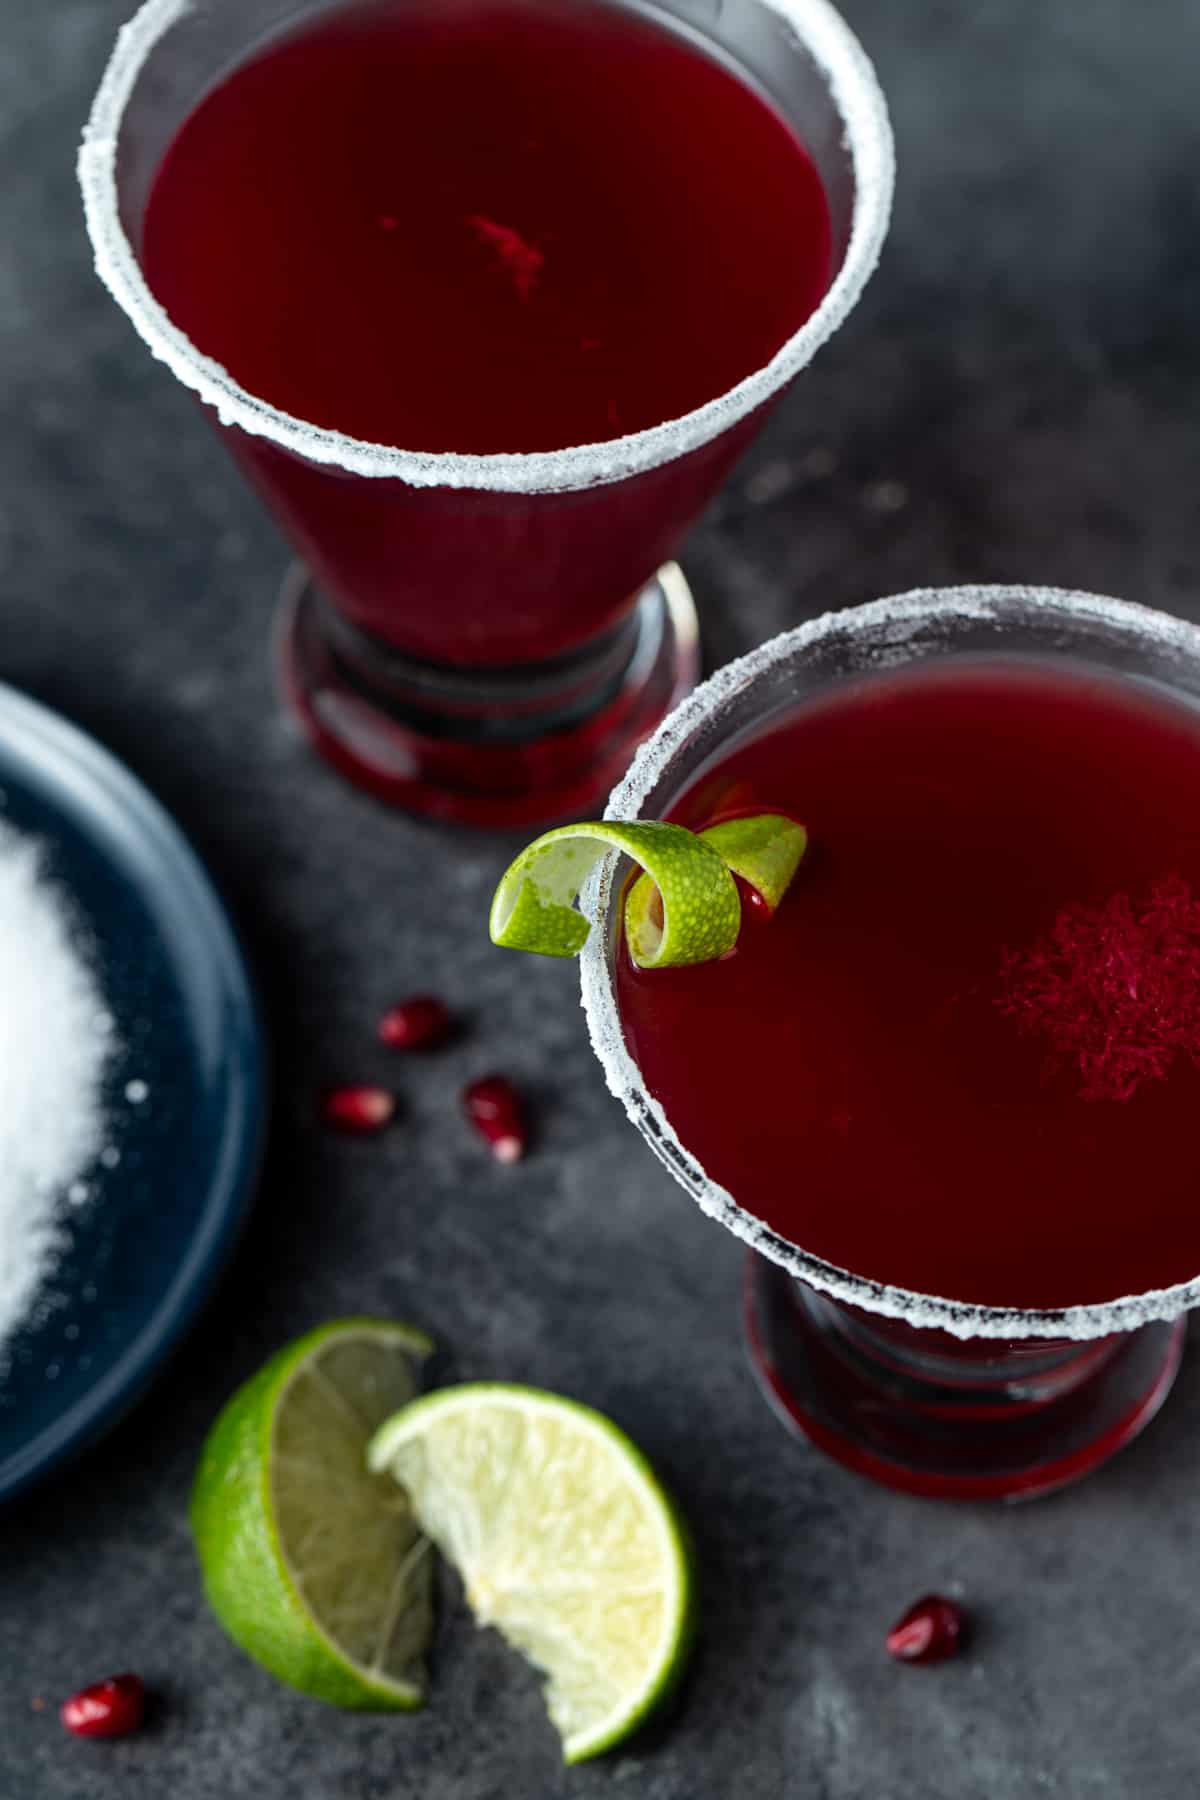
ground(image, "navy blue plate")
xmin=0 ymin=683 xmax=264 ymax=1502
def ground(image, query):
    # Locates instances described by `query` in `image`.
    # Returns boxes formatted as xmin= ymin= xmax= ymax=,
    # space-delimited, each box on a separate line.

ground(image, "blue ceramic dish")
xmin=0 ymin=683 xmax=265 ymax=1501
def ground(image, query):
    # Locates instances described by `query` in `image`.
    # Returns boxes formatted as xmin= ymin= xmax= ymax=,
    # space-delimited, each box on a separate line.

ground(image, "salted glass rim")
xmin=77 ymin=0 xmax=893 ymax=494
xmin=579 ymin=584 xmax=1200 ymax=1341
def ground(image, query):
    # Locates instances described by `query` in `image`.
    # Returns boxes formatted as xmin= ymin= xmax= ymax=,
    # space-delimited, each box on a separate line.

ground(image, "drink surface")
xmin=140 ymin=0 xmax=831 ymax=455
xmin=616 ymin=661 xmax=1200 ymax=1311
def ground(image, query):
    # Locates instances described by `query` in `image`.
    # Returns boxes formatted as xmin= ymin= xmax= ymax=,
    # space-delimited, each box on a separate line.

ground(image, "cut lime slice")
xmin=368 ymin=1383 xmax=694 ymax=1762
xmin=490 ymin=814 xmax=803 ymax=969
xmin=191 ymin=1318 xmax=434 ymax=1709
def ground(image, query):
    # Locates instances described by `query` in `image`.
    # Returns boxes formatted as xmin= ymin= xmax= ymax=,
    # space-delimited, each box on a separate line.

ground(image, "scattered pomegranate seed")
xmin=61 ymin=1673 xmax=146 ymax=1739
xmin=886 ymin=1594 xmax=967 ymax=1665
xmin=322 ymin=1085 xmax=396 ymax=1134
xmin=463 ymin=1074 xmax=527 ymax=1163
xmin=378 ymin=994 xmax=453 ymax=1051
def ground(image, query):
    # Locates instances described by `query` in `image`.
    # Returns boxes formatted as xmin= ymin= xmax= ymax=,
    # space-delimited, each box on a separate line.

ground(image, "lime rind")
xmin=617 ymin=813 xmax=808 ymax=961
xmin=697 ymin=814 xmax=807 ymax=911
xmin=489 ymin=821 xmax=740 ymax=969
xmin=191 ymin=1318 xmax=435 ymax=1711
xmin=368 ymin=1383 xmax=694 ymax=1762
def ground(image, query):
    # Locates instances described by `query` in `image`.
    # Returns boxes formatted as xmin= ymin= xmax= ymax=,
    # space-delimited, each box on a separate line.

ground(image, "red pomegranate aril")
xmin=740 ymin=879 xmax=773 ymax=921
xmin=378 ymin=994 xmax=453 ymax=1051
xmin=886 ymin=1594 xmax=967 ymax=1665
xmin=322 ymin=1085 xmax=396 ymax=1134
xmin=61 ymin=1673 xmax=146 ymax=1739
xmin=463 ymin=1075 xmax=527 ymax=1163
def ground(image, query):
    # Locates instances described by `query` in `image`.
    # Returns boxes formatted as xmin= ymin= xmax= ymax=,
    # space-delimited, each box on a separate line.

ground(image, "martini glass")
xmin=79 ymin=0 xmax=892 ymax=827
xmin=580 ymin=587 xmax=1200 ymax=1500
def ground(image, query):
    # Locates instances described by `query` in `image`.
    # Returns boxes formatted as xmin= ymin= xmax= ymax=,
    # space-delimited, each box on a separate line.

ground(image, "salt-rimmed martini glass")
xmin=579 ymin=587 xmax=1200 ymax=1500
xmin=78 ymin=0 xmax=892 ymax=828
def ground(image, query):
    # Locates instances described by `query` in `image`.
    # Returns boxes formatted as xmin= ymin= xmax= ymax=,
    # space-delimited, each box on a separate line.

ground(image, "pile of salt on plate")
xmin=0 ymin=820 xmax=114 ymax=1369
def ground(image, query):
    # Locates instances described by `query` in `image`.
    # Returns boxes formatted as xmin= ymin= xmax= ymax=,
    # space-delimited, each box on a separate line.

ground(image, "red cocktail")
xmin=80 ymin=0 xmax=891 ymax=825
xmin=582 ymin=589 xmax=1200 ymax=1499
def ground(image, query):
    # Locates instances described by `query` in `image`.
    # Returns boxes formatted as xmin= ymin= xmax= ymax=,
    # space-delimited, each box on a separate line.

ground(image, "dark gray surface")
xmin=3 ymin=1 xmax=1200 ymax=1794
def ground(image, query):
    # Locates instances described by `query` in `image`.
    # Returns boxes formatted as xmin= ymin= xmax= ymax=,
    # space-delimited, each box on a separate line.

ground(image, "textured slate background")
xmin=3 ymin=1 xmax=1200 ymax=1795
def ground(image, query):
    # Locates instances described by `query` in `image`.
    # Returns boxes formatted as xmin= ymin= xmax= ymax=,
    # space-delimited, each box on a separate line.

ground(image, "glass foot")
xmin=276 ymin=563 xmax=700 ymax=828
xmin=745 ymin=1257 xmax=1185 ymax=1501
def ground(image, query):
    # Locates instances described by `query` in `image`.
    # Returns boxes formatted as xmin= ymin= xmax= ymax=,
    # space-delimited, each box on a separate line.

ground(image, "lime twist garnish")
xmin=489 ymin=814 xmax=807 ymax=969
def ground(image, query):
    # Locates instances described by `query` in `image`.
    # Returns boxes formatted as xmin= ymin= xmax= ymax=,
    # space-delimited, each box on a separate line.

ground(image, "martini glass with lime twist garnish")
xmin=494 ymin=587 xmax=1200 ymax=1501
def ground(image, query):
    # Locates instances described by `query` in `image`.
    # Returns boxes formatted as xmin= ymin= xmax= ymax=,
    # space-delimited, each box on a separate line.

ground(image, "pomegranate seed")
xmin=378 ymin=994 xmax=452 ymax=1051
xmin=463 ymin=1074 xmax=527 ymax=1163
xmin=61 ymin=1673 xmax=146 ymax=1739
xmin=886 ymin=1594 xmax=967 ymax=1665
xmin=740 ymin=880 xmax=773 ymax=921
xmin=322 ymin=1085 xmax=396 ymax=1134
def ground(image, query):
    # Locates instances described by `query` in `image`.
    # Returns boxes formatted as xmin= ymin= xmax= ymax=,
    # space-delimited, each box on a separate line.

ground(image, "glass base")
xmin=745 ymin=1258 xmax=1186 ymax=1501
xmin=275 ymin=563 xmax=700 ymax=827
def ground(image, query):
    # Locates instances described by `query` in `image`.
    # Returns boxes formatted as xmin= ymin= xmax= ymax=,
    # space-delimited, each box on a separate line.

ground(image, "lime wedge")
xmin=490 ymin=815 xmax=803 ymax=969
xmin=368 ymin=1384 xmax=695 ymax=1762
xmin=191 ymin=1318 xmax=435 ymax=1710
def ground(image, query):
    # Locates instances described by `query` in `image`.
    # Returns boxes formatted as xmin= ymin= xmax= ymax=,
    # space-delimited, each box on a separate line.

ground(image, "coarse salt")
xmin=0 ymin=822 xmax=114 ymax=1365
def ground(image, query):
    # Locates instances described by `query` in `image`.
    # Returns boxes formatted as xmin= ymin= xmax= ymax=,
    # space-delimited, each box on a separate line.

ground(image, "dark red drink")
xmin=616 ymin=660 xmax=1200 ymax=1313
xmin=88 ymin=0 xmax=888 ymax=824
xmin=140 ymin=0 xmax=832 ymax=667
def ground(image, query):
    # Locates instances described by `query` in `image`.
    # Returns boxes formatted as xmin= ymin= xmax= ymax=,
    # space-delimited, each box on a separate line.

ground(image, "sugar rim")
xmin=77 ymin=0 xmax=893 ymax=493
xmin=579 ymin=585 xmax=1200 ymax=1340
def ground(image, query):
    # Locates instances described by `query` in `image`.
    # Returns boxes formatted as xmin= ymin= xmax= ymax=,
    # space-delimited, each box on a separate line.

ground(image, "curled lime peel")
xmin=699 ymin=814 xmax=808 ymax=911
xmin=489 ymin=814 xmax=806 ymax=970
xmin=627 ymin=813 xmax=807 ymax=925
